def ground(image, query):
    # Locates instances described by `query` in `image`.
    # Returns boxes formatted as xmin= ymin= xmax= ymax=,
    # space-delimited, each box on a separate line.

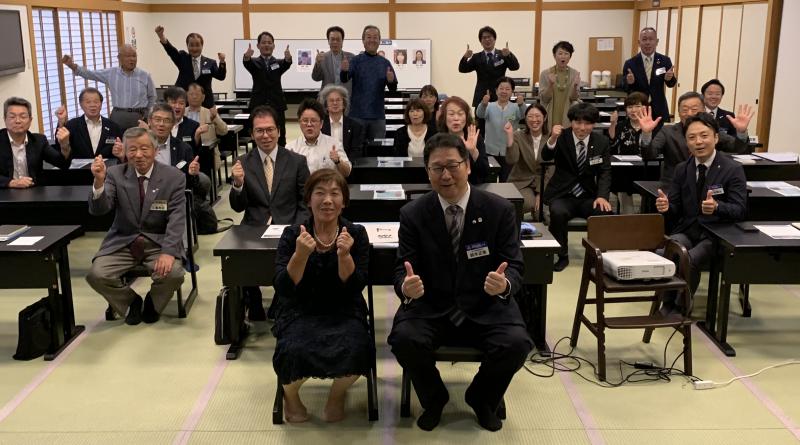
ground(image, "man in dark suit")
xmin=623 ymin=27 xmax=677 ymax=128
xmin=1 ymin=97 xmax=70 ymax=188
xmin=542 ymin=103 xmax=613 ymax=272
xmin=86 ymin=127 xmax=186 ymax=325
xmin=54 ymin=88 xmax=125 ymax=162
xmin=458 ymin=26 xmax=520 ymax=108
xmin=388 ymin=133 xmax=532 ymax=432
xmin=229 ymin=106 xmax=310 ymax=320
xmin=640 ymin=91 xmax=753 ymax=184
xmin=320 ymin=85 xmax=365 ymax=159
xmin=163 ymin=87 xmax=201 ymax=156
xmin=655 ymin=113 xmax=747 ymax=312
xmin=156 ymin=25 xmax=226 ymax=108
xmin=701 ymin=79 xmax=736 ymax=136
xmin=243 ymin=31 xmax=292 ymax=147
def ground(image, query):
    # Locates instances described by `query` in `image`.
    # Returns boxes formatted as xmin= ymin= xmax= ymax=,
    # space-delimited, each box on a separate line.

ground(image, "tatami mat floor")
xmin=2 ymin=132 xmax=799 ymax=444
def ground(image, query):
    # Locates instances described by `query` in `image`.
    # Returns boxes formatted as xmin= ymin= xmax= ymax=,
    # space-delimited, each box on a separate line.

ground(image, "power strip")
xmin=692 ymin=380 xmax=714 ymax=390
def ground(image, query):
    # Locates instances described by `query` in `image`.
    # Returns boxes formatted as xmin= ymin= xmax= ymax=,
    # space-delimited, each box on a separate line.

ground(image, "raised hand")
xmin=188 ymin=155 xmax=200 ymax=176
xmin=462 ymin=124 xmax=480 ymax=157
xmin=503 ymin=121 xmax=514 ymax=136
xmin=593 ymin=197 xmax=612 ymax=212
xmin=56 ymin=126 xmax=70 ymax=146
xmin=701 ymin=190 xmax=717 ymax=215
xmin=547 ymin=71 xmax=556 ymax=85
xmin=336 ymin=226 xmax=353 ymax=257
xmin=112 ymin=137 xmax=125 ymax=161
xmin=516 ymin=93 xmax=525 ymax=105
xmin=316 ymin=49 xmax=324 ymax=64
xmin=501 ymin=41 xmax=510 ymax=57
xmin=664 ymin=66 xmax=675 ymax=81
xmin=329 ymin=145 xmax=340 ymax=164
xmin=386 ymin=67 xmax=395 ymax=83
xmin=463 ymin=44 xmax=473 ymax=60
xmin=402 ymin=261 xmax=424 ymax=299
xmin=231 ymin=160 xmax=244 ymax=187
xmin=217 ymin=52 xmax=225 ymax=63
xmin=626 ymin=68 xmax=635 ymax=85
xmin=655 ymin=188 xmax=669 ymax=213
xmin=55 ymin=106 xmax=68 ymax=126
xmin=61 ymin=54 xmax=76 ymax=70
xmin=137 ymin=119 xmax=150 ymax=130
xmin=484 ymin=262 xmax=509 ymax=296
xmin=243 ymin=43 xmax=254 ymax=60
xmin=209 ymin=107 xmax=218 ymax=120
xmin=727 ymin=104 xmax=755 ymax=134
xmin=296 ymin=225 xmax=316 ymax=258
xmin=91 ymin=154 xmax=106 ymax=188
xmin=155 ymin=25 xmax=166 ymax=42
xmin=481 ymin=89 xmax=491 ymax=106
xmin=195 ymin=123 xmax=209 ymax=142
xmin=341 ymin=56 xmax=350 ymax=72
xmin=548 ymin=124 xmax=563 ymax=145
xmin=610 ymin=110 xmax=619 ymax=127
xmin=284 ymin=45 xmax=291 ymax=61
xmin=638 ymin=106 xmax=662 ymax=134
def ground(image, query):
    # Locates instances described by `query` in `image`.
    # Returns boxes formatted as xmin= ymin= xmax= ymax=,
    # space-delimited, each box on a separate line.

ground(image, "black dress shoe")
xmin=465 ymin=388 xmax=502 ymax=432
xmin=247 ymin=302 xmax=267 ymax=322
xmin=125 ymin=296 xmax=143 ymax=325
xmin=553 ymin=255 xmax=570 ymax=272
xmin=416 ymin=393 xmax=449 ymax=431
xmin=141 ymin=293 xmax=160 ymax=324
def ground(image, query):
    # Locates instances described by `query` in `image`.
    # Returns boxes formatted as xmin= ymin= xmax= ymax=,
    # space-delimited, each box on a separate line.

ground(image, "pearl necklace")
xmin=314 ymin=226 xmax=339 ymax=249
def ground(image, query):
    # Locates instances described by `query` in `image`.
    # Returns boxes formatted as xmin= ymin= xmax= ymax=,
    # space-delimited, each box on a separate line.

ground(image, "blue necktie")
xmin=571 ymin=141 xmax=587 ymax=197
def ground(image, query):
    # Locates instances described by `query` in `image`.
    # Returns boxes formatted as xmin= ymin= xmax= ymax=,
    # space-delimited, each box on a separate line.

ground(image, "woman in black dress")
xmin=273 ymin=168 xmax=372 ymax=423
xmin=609 ymin=91 xmax=649 ymax=214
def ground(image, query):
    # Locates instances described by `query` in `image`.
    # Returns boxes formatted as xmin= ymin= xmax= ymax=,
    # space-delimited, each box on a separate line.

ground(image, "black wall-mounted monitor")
xmin=0 ymin=10 xmax=26 ymax=77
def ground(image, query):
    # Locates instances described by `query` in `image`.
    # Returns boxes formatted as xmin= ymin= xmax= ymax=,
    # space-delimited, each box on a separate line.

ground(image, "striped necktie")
xmin=264 ymin=155 xmax=274 ymax=194
xmin=446 ymin=205 xmax=462 ymax=257
xmin=571 ymin=140 xmax=587 ymax=197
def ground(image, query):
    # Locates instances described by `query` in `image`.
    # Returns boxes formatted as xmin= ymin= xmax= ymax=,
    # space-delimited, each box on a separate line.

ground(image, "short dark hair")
xmin=250 ymin=105 xmax=278 ymax=129
xmin=304 ymin=168 xmax=349 ymax=206
xmin=678 ymin=91 xmax=704 ymax=108
xmin=3 ymin=97 xmax=31 ymax=118
xmin=326 ymin=26 xmax=344 ymax=40
xmin=523 ymin=103 xmax=549 ymax=136
xmin=700 ymin=78 xmax=726 ymax=96
xmin=436 ymin=96 xmax=473 ymax=133
xmin=420 ymin=84 xmax=438 ymax=98
xmin=185 ymin=32 xmax=203 ymax=46
xmin=257 ymin=31 xmax=274 ymax=45
xmin=362 ymin=25 xmax=380 ymax=40
xmin=403 ymin=98 xmax=430 ymax=125
xmin=682 ymin=112 xmax=719 ymax=136
xmin=624 ymin=91 xmax=649 ymax=107
xmin=163 ymin=86 xmax=188 ymax=104
xmin=187 ymin=83 xmax=205 ymax=95
xmin=79 ymin=87 xmax=104 ymax=103
xmin=478 ymin=26 xmax=496 ymax=41
xmin=567 ymin=102 xmax=599 ymax=124
xmin=296 ymin=98 xmax=325 ymax=120
xmin=423 ymin=133 xmax=469 ymax=167
xmin=552 ymin=40 xmax=574 ymax=56
xmin=149 ymin=103 xmax=175 ymax=122
xmin=495 ymin=76 xmax=515 ymax=90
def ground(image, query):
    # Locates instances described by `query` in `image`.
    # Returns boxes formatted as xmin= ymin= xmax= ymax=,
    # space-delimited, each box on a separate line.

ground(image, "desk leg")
xmin=696 ymin=250 xmax=737 ymax=357
xmin=45 ymin=246 xmax=85 ymax=361
xmin=226 ymin=285 xmax=249 ymax=360
xmin=738 ymin=284 xmax=751 ymax=317
xmin=527 ymin=284 xmax=550 ymax=356
xmin=715 ymin=278 xmax=736 ymax=356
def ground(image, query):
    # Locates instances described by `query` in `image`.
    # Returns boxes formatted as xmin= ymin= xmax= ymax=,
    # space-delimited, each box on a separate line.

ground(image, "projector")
xmin=601 ymin=250 xmax=675 ymax=281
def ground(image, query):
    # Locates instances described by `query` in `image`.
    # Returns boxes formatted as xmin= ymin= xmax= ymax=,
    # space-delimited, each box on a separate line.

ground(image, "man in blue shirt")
xmin=340 ymin=25 xmax=398 ymax=141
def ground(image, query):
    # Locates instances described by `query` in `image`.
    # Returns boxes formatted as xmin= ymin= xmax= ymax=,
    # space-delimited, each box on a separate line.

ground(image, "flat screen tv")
xmin=0 ymin=10 xmax=25 ymax=76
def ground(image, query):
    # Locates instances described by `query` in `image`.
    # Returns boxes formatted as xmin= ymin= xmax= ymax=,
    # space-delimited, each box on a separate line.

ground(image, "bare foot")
xmin=322 ymin=395 xmax=346 ymax=422
xmin=284 ymin=397 xmax=309 ymax=423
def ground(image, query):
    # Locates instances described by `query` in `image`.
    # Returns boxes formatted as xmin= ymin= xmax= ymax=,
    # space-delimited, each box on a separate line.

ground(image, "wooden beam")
xmin=533 ymin=0 xmax=542 ymax=84
xmin=242 ymin=0 xmax=250 ymax=39
xmin=27 ymin=5 xmax=45 ymax=133
xmin=388 ymin=0 xmax=396 ymax=39
xmin=757 ymin=0 xmax=782 ymax=151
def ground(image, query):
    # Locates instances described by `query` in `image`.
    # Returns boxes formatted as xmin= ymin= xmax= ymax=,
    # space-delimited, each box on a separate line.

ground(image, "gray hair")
xmin=123 ymin=127 xmax=158 ymax=150
xmin=362 ymin=25 xmax=380 ymax=40
xmin=318 ymin=84 xmax=350 ymax=114
xmin=3 ymin=97 xmax=32 ymax=118
xmin=149 ymin=103 xmax=176 ymax=122
xmin=678 ymin=91 xmax=704 ymax=107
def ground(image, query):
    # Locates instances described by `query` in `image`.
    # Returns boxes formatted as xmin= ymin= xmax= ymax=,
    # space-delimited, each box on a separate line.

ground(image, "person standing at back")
xmin=622 ymin=27 xmax=676 ymax=131
xmin=243 ymin=31 xmax=292 ymax=147
xmin=312 ymin=26 xmax=354 ymax=100
xmin=155 ymin=26 xmax=226 ymax=108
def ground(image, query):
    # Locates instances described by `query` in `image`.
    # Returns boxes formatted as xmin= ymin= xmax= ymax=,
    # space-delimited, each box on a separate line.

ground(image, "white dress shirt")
xmin=156 ymin=140 xmax=172 ymax=166
xmin=8 ymin=133 xmax=29 ymax=179
xmin=85 ymin=116 xmax=103 ymax=154
xmin=329 ymin=115 xmax=344 ymax=145
xmin=286 ymin=132 xmax=350 ymax=173
xmin=93 ymin=162 xmax=154 ymax=198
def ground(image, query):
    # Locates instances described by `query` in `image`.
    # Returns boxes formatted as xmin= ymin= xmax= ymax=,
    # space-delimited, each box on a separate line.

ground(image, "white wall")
xmin=768 ymin=0 xmax=799 ymax=153
xmin=0 ymin=4 xmax=39 ymax=132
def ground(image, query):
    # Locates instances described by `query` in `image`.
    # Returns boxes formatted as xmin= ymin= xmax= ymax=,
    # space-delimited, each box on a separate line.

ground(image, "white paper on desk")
xmin=748 ymin=181 xmax=791 ymax=188
xmin=233 ymin=113 xmax=250 ymax=119
xmin=69 ymin=158 xmax=94 ymax=169
xmin=377 ymin=156 xmax=412 ymax=162
xmin=616 ymin=101 xmax=625 ymax=106
xmin=594 ymin=94 xmax=610 ymax=98
xmin=611 ymin=162 xmax=633 ymax=166
xmin=733 ymin=154 xmax=759 ymax=161
xmin=754 ymin=152 xmax=799 ymax=163
xmin=754 ymin=225 xmax=800 ymax=239
xmin=599 ymin=111 xmax=611 ymax=117
xmin=770 ymin=186 xmax=800 ymax=196
xmin=377 ymin=160 xmax=404 ymax=168
xmin=261 ymin=225 xmax=289 ymax=238
xmin=385 ymin=124 xmax=403 ymax=131
xmin=358 ymin=222 xmax=400 ymax=244
xmin=8 ymin=236 xmax=44 ymax=246
xmin=360 ymin=184 xmax=403 ymax=191
xmin=614 ymin=155 xmax=642 ymax=162
xmin=373 ymin=190 xmax=405 ymax=200
xmin=522 ymin=239 xmax=561 ymax=248
xmin=373 ymin=138 xmax=394 ymax=146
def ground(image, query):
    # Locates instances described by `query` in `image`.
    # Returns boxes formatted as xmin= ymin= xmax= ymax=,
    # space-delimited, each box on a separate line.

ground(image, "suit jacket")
xmin=229 ymin=146 xmax=310 ymax=225
xmin=664 ymin=151 xmax=747 ymax=236
xmin=161 ymin=41 xmax=226 ymax=108
xmin=311 ymin=50 xmax=354 ymax=97
xmin=243 ymin=55 xmax=291 ymax=111
xmin=540 ymin=129 xmax=611 ymax=204
xmin=58 ymin=115 xmax=123 ymax=160
xmin=392 ymin=188 xmax=525 ymax=326
xmin=0 ymin=129 xmax=69 ymax=188
xmin=321 ymin=115 xmax=365 ymax=159
xmin=712 ymin=107 xmax=736 ymax=136
xmin=173 ymin=118 xmax=200 ymax=156
xmin=641 ymin=122 xmax=748 ymax=184
xmin=190 ymin=107 xmax=228 ymax=145
xmin=89 ymin=161 xmax=186 ymax=259
xmin=623 ymin=52 xmax=677 ymax=124
xmin=506 ymin=131 xmax=552 ymax=194
xmin=458 ymin=50 xmax=521 ymax=107
xmin=392 ymin=123 xmax=436 ymax=157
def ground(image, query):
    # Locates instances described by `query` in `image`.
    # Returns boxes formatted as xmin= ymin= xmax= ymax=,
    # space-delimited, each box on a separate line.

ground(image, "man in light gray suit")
xmin=311 ymin=26 xmax=353 ymax=99
xmin=229 ymin=105 xmax=309 ymax=320
xmin=86 ymin=127 xmax=186 ymax=325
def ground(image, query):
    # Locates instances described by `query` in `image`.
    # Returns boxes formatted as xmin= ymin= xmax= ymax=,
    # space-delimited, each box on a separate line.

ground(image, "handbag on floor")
xmin=214 ymin=287 xmax=232 ymax=345
xmin=13 ymin=297 xmax=53 ymax=361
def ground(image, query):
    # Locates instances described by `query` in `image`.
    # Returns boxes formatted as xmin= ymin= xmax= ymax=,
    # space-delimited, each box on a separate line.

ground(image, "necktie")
xmin=487 ymin=52 xmax=494 ymax=65
xmin=696 ymin=164 xmax=707 ymax=205
xmin=138 ymin=175 xmax=146 ymax=210
xmin=264 ymin=155 xmax=274 ymax=194
xmin=644 ymin=56 xmax=653 ymax=83
xmin=193 ymin=58 xmax=200 ymax=79
xmin=446 ymin=205 xmax=462 ymax=258
xmin=130 ymin=175 xmax=147 ymax=262
xmin=571 ymin=141 xmax=587 ymax=197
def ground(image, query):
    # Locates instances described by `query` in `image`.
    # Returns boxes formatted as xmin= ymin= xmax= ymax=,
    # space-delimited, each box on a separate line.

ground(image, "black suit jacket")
xmin=392 ymin=123 xmax=436 ymax=157
xmin=59 ymin=115 xmax=123 ymax=160
xmin=458 ymin=50 xmax=521 ymax=107
xmin=623 ymin=52 xmax=677 ymax=124
xmin=0 ymin=129 xmax=68 ymax=188
xmin=174 ymin=118 xmax=200 ymax=156
xmin=664 ymin=151 xmax=747 ymax=236
xmin=393 ymin=188 xmax=525 ymax=326
xmin=229 ymin=146 xmax=310 ymax=225
xmin=161 ymin=41 xmax=226 ymax=108
xmin=243 ymin=56 xmax=291 ymax=111
xmin=712 ymin=107 xmax=736 ymax=136
xmin=540 ymin=129 xmax=611 ymax=204
xmin=321 ymin=115 xmax=365 ymax=159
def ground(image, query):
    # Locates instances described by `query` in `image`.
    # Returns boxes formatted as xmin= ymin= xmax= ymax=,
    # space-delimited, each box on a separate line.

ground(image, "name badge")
xmin=466 ymin=242 xmax=490 ymax=260
xmin=150 ymin=200 xmax=168 ymax=211
xmin=175 ymin=160 xmax=187 ymax=169
xmin=104 ymin=138 xmax=116 ymax=144
xmin=182 ymin=136 xmax=193 ymax=142
xmin=589 ymin=156 xmax=603 ymax=166
xmin=270 ymin=63 xmax=280 ymax=70
xmin=655 ymin=67 xmax=667 ymax=76
xmin=709 ymin=186 xmax=724 ymax=196
xmin=493 ymin=59 xmax=504 ymax=67
xmin=201 ymin=68 xmax=211 ymax=74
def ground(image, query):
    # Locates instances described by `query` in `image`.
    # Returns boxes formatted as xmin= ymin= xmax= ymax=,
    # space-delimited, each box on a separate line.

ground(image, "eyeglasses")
xmin=427 ymin=159 xmax=466 ymax=176
xmin=6 ymin=113 xmax=30 ymax=121
xmin=300 ymin=118 xmax=320 ymax=126
xmin=150 ymin=117 xmax=173 ymax=124
xmin=254 ymin=127 xmax=278 ymax=136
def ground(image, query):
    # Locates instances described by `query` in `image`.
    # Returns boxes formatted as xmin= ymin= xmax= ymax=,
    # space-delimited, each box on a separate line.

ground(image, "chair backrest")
xmin=587 ymin=214 xmax=664 ymax=251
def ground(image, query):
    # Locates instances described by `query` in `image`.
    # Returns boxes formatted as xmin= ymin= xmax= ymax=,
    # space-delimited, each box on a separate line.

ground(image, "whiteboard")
xmin=234 ymin=39 xmax=431 ymax=91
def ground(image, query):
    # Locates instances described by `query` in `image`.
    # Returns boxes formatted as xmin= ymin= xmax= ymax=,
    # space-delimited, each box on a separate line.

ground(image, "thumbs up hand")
xmin=188 ymin=155 xmax=200 ymax=176
xmin=701 ymin=189 xmax=717 ymax=215
xmin=463 ymin=44 xmax=473 ymax=60
xmin=336 ymin=226 xmax=353 ymax=257
xmin=665 ymin=66 xmax=675 ymax=81
xmin=626 ymin=68 xmax=635 ymax=85
xmin=296 ymin=225 xmax=316 ymax=257
xmin=484 ymin=262 xmax=510 ymax=296
xmin=481 ymin=89 xmax=491 ymax=105
xmin=386 ymin=67 xmax=395 ymax=83
xmin=284 ymin=45 xmax=292 ymax=61
xmin=501 ymin=41 xmax=510 ymax=57
xmin=316 ymin=49 xmax=324 ymax=64
xmin=244 ymin=43 xmax=254 ymax=60
xmin=112 ymin=137 xmax=125 ymax=161
xmin=655 ymin=188 xmax=669 ymax=213
xmin=55 ymin=106 xmax=68 ymax=126
xmin=341 ymin=56 xmax=350 ymax=72
xmin=402 ymin=261 xmax=424 ymax=299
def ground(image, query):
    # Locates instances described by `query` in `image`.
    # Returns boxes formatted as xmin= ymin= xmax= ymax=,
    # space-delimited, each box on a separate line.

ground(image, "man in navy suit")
xmin=458 ymin=26 xmax=520 ymax=108
xmin=623 ymin=27 xmax=677 ymax=128
xmin=148 ymin=104 xmax=207 ymax=196
xmin=54 ymin=87 xmax=125 ymax=162
xmin=655 ymin=113 xmax=747 ymax=312
xmin=701 ymin=79 xmax=736 ymax=136
xmin=156 ymin=25 xmax=226 ymax=108
xmin=388 ymin=133 xmax=532 ymax=432
xmin=243 ymin=31 xmax=292 ymax=147
xmin=163 ymin=87 xmax=201 ymax=157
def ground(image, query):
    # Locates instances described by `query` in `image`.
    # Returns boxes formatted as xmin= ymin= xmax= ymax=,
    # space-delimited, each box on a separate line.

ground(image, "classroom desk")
xmin=0 ymin=225 xmax=85 ymax=360
xmin=42 ymin=158 xmax=119 ymax=186
xmin=698 ymin=221 xmax=800 ymax=356
xmin=212 ymin=223 xmax=559 ymax=359
xmin=0 ymin=186 xmax=113 ymax=231
xmin=349 ymin=156 xmax=502 ymax=184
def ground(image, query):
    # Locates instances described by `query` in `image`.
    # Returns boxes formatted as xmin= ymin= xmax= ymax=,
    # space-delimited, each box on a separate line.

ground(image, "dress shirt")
xmin=186 ymin=109 xmax=201 ymax=124
xmin=329 ymin=115 xmax=344 ymax=144
xmin=93 ymin=162 xmax=153 ymax=198
xmin=170 ymin=118 xmax=183 ymax=139
xmin=85 ymin=116 xmax=103 ymax=154
xmin=74 ymin=66 xmax=156 ymax=109
xmin=407 ymin=126 xmax=427 ymax=158
xmin=155 ymin=140 xmax=171 ymax=166
xmin=695 ymin=150 xmax=717 ymax=181
xmin=437 ymin=184 xmax=471 ymax=221
xmin=8 ymin=133 xmax=28 ymax=179
xmin=231 ymin=146 xmax=277 ymax=192
xmin=286 ymin=132 xmax=350 ymax=173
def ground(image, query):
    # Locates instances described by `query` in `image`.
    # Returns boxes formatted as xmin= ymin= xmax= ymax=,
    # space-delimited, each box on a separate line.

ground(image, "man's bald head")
xmin=118 ymin=44 xmax=138 ymax=71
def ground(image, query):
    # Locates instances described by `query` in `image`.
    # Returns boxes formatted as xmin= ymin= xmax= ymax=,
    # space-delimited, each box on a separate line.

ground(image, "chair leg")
xmin=273 ymin=383 xmax=284 ymax=424
xmin=105 ymin=304 xmax=116 ymax=321
xmin=400 ymin=369 xmax=412 ymax=418
xmin=177 ymin=288 xmax=186 ymax=318
xmin=683 ymin=325 xmax=693 ymax=376
xmin=367 ymin=366 xmax=379 ymax=421
xmin=595 ymin=287 xmax=607 ymax=382
xmin=642 ymin=291 xmax=662 ymax=343
xmin=497 ymin=398 xmax=506 ymax=420
xmin=569 ymin=259 xmax=592 ymax=347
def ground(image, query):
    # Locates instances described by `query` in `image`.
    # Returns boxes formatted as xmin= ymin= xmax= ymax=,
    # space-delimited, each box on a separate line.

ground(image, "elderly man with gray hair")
xmin=319 ymin=84 xmax=365 ymax=159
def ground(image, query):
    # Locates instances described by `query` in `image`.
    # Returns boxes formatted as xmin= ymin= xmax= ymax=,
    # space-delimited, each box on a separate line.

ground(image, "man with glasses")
xmin=286 ymin=98 xmax=351 ymax=177
xmin=388 ymin=133 xmax=532 ymax=432
xmin=1 ymin=97 xmax=70 ymax=188
xmin=312 ymin=26 xmax=354 ymax=98
xmin=459 ymin=26 xmax=520 ymax=110
xmin=229 ymin=105 xmax=310 ymax=320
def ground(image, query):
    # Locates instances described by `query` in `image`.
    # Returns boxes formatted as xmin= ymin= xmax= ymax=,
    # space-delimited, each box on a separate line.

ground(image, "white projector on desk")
xmin=602 ymin=250 xmax=675 ymax=281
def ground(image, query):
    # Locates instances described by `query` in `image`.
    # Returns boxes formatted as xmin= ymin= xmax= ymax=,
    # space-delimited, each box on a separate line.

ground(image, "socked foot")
xmin=323 ymin=394 xmax=347 ymax=422
xmin=284 ymin=397 xmax=309 ymax=423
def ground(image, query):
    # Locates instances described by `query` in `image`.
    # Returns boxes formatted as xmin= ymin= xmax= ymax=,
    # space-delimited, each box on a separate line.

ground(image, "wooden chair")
xmin=569 ymin=214 xmax=693 ymax=381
